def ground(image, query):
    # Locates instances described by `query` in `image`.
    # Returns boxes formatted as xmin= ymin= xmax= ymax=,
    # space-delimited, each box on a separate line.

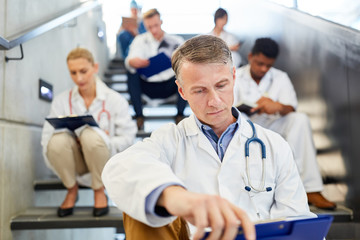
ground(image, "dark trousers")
xmin=117 ymin=30 xmax=134 ymax=58
xmin=127 ymin=72 xmax=187 ymax=117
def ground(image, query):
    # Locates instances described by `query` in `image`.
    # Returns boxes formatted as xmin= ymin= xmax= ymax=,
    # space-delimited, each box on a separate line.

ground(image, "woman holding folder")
xmin=41 ymin=48 xmax=137 ymax=217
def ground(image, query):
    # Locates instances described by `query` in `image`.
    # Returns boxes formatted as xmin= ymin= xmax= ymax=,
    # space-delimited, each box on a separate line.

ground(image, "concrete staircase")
xmin=11 ymin=180 xmax=124 ymax=233
xmin=10 ymin=58 xmax=189 ymax=239
xmin=10 ymin=59 xmax=355 ymax=239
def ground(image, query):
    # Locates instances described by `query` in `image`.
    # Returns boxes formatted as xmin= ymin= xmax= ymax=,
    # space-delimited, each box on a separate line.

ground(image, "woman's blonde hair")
xmin=66 ymin=47 xmax=95 ymax=65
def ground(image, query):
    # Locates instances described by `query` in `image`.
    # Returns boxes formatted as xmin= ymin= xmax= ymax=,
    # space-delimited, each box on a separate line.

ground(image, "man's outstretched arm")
xmin=157 ymin=186 xmax=256 ymax=240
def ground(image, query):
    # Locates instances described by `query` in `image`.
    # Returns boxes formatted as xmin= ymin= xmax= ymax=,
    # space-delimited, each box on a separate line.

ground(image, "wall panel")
xmin=3 ymin=10 xmax=107 ymax=126
xmin=5 ymin=0 xmax=79 ymax=37
xmin=0 ymin=1 xmax=109 ymax=239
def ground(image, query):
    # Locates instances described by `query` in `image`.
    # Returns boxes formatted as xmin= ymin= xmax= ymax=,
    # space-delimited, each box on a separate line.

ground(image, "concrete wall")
xmin=0 ymin=1 xmax=110 ymax=239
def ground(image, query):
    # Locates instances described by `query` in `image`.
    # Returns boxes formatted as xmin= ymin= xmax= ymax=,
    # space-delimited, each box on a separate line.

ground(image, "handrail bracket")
xmin=5 ymin=44 xmax=24 ymax=62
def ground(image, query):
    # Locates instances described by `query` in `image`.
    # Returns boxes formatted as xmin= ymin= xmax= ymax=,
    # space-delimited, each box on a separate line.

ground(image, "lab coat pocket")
xmin=248 ymin=180 xmax=275 ymax=209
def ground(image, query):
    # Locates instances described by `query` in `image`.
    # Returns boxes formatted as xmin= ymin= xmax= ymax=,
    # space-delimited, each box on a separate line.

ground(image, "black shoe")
xmin=93 ymin=205 xmax=109 ymax=217
xmin=57 ymin=194 xmax=78 ymax=217
xmin=57 ymin=207 xmax=74 ymax=217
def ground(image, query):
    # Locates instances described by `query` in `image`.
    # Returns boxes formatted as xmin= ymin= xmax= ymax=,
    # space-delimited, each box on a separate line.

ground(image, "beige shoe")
xmin=307 ymin=192 xmax=337 ymax=210
xmin=136 ymin=117 xmax=144 ymax=130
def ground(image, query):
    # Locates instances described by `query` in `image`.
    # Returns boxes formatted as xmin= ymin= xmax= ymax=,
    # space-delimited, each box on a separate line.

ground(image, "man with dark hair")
xmin=125 ymin=8 xmax=187 ymax=130
xmin=103 ymin=35 xmax=315 ymax=240
xmin=250 ymin=37 xmax=279 ymax=58
xmin=234 ymin=37 xmax=336 ymax=210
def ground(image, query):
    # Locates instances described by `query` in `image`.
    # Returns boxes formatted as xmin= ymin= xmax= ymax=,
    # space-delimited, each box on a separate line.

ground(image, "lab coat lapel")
xmin=198 ymin=133 xmax=220 ymax=161
xmin=222 ymin=115 xmax=253 ymax=164
xmin=184 ymin=115 xmax=222 ymax=163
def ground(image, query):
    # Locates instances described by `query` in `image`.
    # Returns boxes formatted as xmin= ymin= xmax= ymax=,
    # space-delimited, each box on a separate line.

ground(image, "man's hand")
xmin=157 ymin=186 xmax=256 ymax=240
xmin=251 ymin=96 xmax=294 ymax=116
xmin=128 ymin=57 xmax=150 ymax=69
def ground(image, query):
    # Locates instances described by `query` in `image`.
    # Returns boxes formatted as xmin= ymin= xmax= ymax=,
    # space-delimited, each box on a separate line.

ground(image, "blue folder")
xmin=137 ymin=52 xmax=172 ymax=78
xmin=46 ymin=115 xmax=98 ymax=132
xmin=201 ymin=215 xmax=333 ymax=240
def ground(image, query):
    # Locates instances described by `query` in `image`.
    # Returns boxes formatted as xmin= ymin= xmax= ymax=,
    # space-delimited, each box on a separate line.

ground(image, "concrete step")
xmin=108 ymin=59 xmax=125 ymax=70
xmin=33 ymin=180 xmax=353 ymax=223
xmin=104 ymin=68 xmax=127 ymax=78
xmin=10 ymin=207 xmax=124 ymax=232
xmin=310 ymin=205 xmax=353 ymax=223
xmin=326 ymin=222 xmax=360 ymax=239
xmin=103 ymin=76 xmax=127 ymax=86
xmin=10 ymin=206 xmax=351 ymax=237
xmin=34 ymin=179 xmax=89 ymax=191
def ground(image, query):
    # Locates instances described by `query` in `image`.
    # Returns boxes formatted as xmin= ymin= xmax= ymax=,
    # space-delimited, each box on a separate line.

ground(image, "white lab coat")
xmin=102 ymin=114 xmax=315 ymax=231
xmin=233 ymin=65 xmax=323 ymax=192
xmin=41 ymin=78 xmax=137 ymax=183
xmin=233 ymin=65 xmax=297 ymax=109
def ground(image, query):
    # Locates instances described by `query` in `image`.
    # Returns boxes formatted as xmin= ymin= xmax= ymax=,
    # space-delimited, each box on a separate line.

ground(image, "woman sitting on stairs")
xmin=41 ymin=48 xmax=137 ymax=217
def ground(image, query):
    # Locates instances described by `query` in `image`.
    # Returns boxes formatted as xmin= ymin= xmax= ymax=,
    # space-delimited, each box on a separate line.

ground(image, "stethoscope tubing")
xmin=245 ymin=120 xmax=272 ymax=193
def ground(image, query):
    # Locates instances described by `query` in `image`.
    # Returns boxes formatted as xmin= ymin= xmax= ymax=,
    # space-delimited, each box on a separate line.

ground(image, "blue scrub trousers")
xmin=127 ymin=72 xmax=187 ymax=117
xmin=118 ymin=31 xmax=134 ymax=59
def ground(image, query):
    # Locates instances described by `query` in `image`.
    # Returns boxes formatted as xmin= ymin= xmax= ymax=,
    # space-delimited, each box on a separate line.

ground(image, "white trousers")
xmin=47 ymin=128 xmax=110 ymax=190
xmin=250 ymin=112 xmax=323 ymax=192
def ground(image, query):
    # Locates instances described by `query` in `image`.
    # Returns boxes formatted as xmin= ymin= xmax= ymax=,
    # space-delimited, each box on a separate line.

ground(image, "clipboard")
xmin=121 ymin=17 xmax=137 ymax=31
xmin=201 ymin=215 xmax=333 ymax=240
xmin=46 ymin=115 xmax=98 ymax=132
xmin=137 ymin=52 xmax=172 ymax=78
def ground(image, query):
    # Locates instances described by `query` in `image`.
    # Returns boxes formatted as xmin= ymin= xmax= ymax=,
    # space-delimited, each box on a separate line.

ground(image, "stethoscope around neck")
xmin=244 ymin=120 xmax=272 ymax=193
xmin=68 ymin=90 xmax=111 ymax=123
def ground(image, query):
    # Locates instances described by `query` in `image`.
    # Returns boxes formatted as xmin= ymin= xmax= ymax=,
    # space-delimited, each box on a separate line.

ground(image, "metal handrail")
xmin=0 ymin=1 xmax=101 ymax=50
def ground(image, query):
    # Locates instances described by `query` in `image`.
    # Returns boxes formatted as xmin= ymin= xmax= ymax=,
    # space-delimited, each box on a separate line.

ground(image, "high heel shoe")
xmin=57 ymin=195 xmax=79 ymax=217
xmin=57 ymin=207 xmax=74 ymax=217
xmin=93 ymin=195 xmax=109 ymax=217
xmin=93 ymin=205 xmax=109 ymax=217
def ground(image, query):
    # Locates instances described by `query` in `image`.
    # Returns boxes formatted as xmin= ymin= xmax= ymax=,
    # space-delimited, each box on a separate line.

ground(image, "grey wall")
xmin=0 ymin=0 xmax=109 ymax=239
xmin=224 ymin=0 xmax=360 ymax=220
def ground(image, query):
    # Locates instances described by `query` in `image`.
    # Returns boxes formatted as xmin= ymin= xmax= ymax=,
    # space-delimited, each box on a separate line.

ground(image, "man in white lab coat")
xmin=233 ymin=37 xmax=336 ymax=210
xmin=102 ymin=35 xmax=315 ymax=240
xmin=125 ymin=8 xmax=187 ymax=130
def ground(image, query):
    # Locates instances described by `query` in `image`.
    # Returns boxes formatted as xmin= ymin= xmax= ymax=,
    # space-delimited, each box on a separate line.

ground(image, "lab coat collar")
xmin=70 ymin=77 xmax=107 ymax=102
xmin=181 ymin=111 xmax=253 ymax=162
xmin=182 ymin=115 xmax=202 ymax=136
xmin=193 ymin=107 xmax=240 ymax=135
xmin=146 ymin=31 xmax=168 ymax=44
xmin=183 ymin=110 xmax=253 ymax=140
xmin=238 ymin=115 xmax=254 ymax=139
xmin=242 ymin=64 xmax=273 ymax=92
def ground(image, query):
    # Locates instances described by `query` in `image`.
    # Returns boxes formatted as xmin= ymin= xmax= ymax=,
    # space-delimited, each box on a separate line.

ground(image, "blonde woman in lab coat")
xmin=41 ymin=48 xmax=137 ymax=217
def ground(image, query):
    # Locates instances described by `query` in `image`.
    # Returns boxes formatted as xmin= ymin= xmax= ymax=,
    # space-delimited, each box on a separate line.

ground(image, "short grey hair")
xmin=171 ymin=35 xmax=233 ymax=83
